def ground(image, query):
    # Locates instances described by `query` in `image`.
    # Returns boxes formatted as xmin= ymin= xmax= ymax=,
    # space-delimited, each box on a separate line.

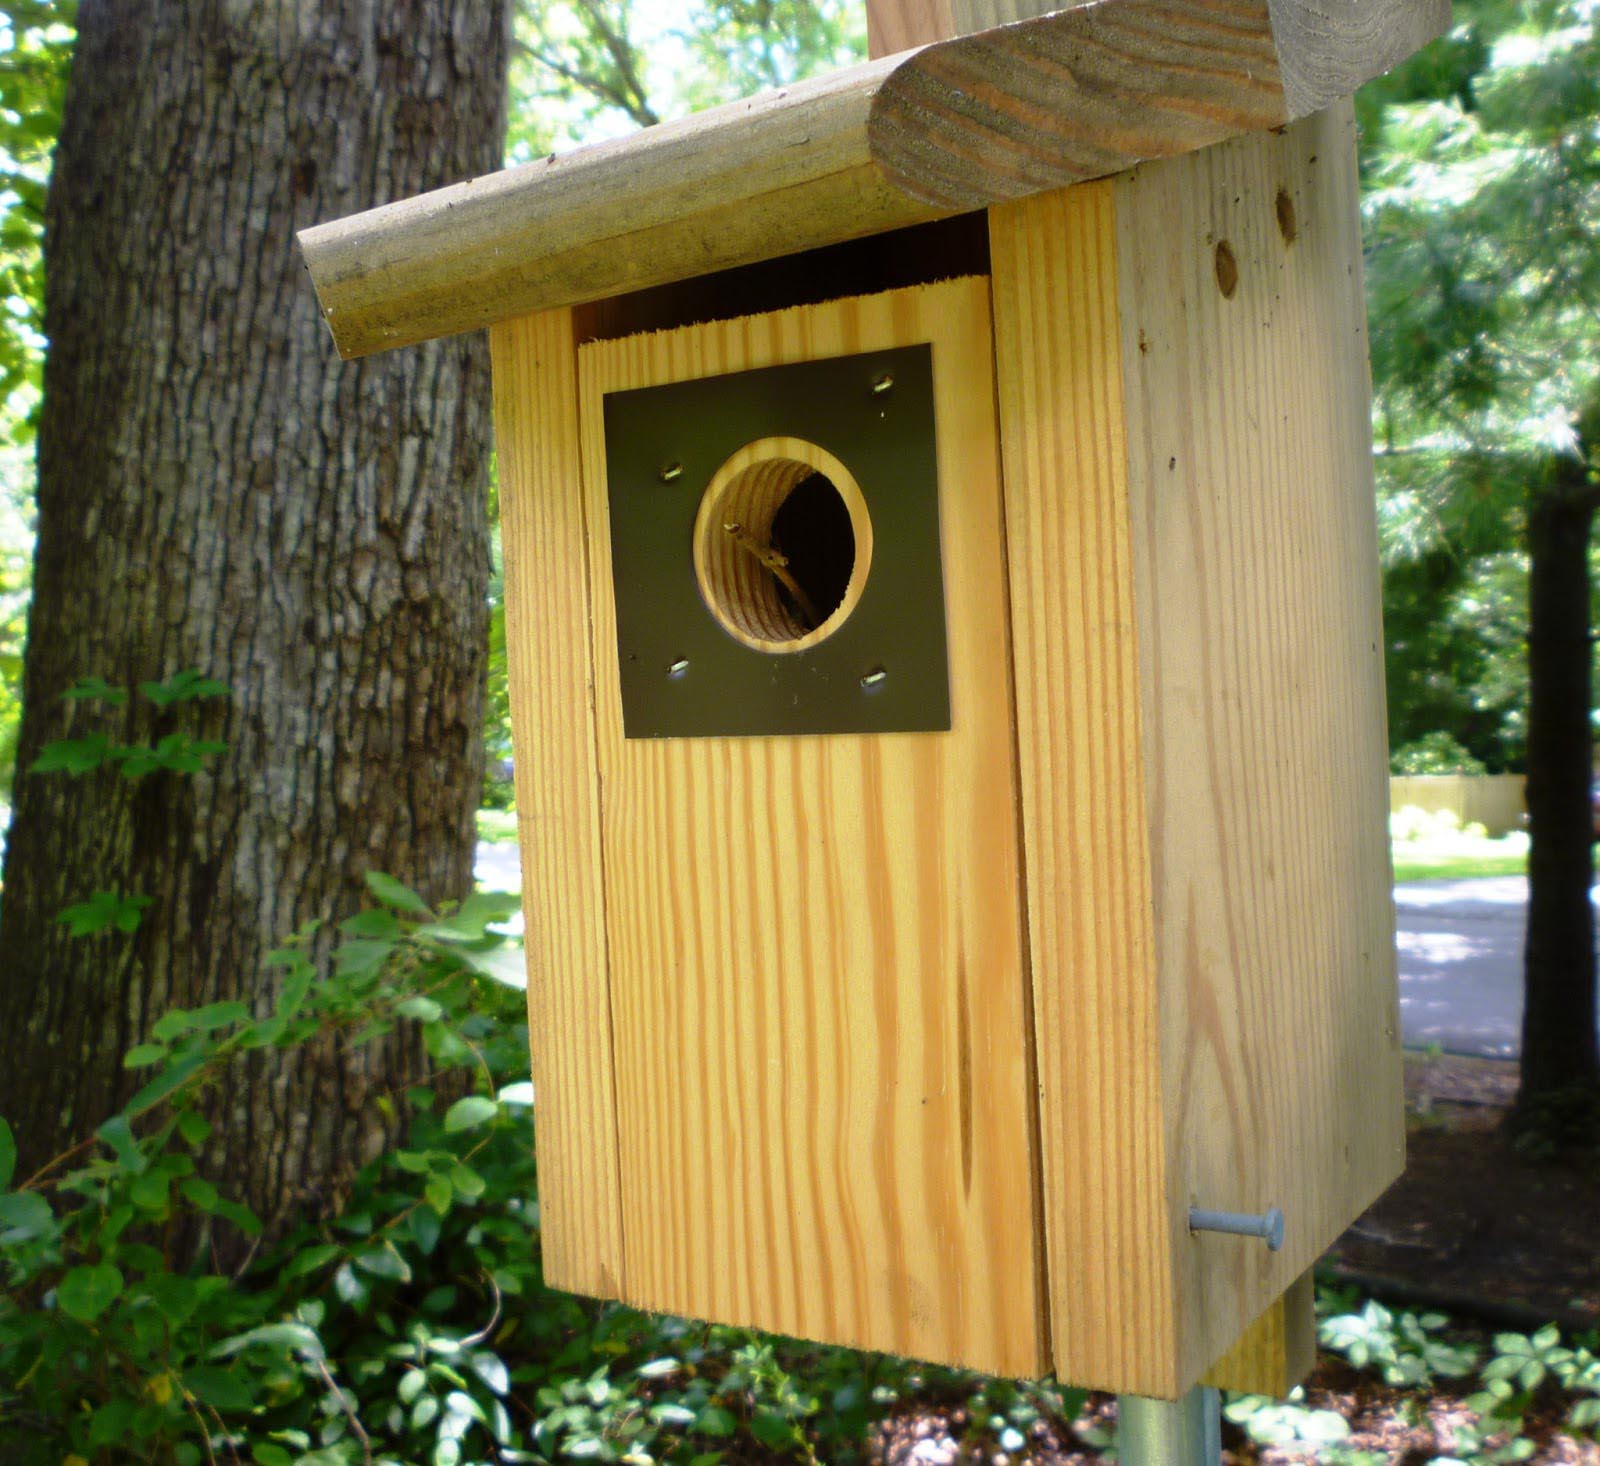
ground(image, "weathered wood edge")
xmin=299 ymin=0 xmax=1446 ymax=359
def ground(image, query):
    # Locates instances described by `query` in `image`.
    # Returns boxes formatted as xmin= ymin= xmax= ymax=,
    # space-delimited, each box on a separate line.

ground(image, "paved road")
xmin=1392 ymin=874 xmax=1596 ymax=1060
xmin=475 ymin=845 xmax=1579 ymax=1061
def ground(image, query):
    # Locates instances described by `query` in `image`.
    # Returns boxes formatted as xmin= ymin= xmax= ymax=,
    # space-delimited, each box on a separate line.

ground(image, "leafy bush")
xmin=0 ymin=875 xmax=1084 ymax=1465
xmin=1391 ymin=732 xmax=1489 ymax=776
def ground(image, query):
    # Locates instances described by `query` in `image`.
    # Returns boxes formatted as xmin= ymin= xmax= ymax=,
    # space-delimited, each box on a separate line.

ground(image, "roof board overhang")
xmin=299 ymin=0 xmax=1449 ymax=360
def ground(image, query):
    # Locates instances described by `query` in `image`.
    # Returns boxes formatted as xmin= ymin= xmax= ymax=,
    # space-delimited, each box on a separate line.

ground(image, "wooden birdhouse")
xmin=300 ymin=0 xmax=1447 ymax=1403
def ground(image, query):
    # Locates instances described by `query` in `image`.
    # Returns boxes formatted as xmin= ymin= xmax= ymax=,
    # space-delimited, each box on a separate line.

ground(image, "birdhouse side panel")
xmin=989 ymin=178 xmax=1182 ymax=1399
xmin=575 ymin=279 xmax=1047 ymax=1377
xmin=491 ymin=308 xmax=628 ymax=1300
xmin=1116 ymin=100 xmax=1405 ymax=1385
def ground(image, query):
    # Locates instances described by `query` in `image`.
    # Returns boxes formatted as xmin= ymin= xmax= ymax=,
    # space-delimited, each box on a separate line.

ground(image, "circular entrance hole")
xmin=693 ymin=437 xmax=873 ymax=654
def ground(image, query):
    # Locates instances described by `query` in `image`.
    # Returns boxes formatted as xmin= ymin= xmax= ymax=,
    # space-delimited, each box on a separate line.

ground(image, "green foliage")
xmin=0 ymin=2 xmax=75 ymax=789
xmin=1392 ymin=730 xmax=1490 ymax=775
xmin=1319 ymin=1297 xmax=1481 ymax=1388
xmin=0 ymin=0 xmax=71 ymax=418
xmin=31 ymin=670 xmax=230 ymax=782
xmin=510 ymin=0 xmax=863 ymax=157
xmin=0 ymin=863 xmax=1086 ymax=1464
xmin=1360 ymin=0 xmax=1600 ymax=768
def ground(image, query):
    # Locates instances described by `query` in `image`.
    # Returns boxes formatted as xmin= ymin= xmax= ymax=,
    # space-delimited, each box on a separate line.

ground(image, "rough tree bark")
xmin=1517 ymin=464 xmax=1600 ymax=1114
xmin=0 ymin=0 xmax=509 ymax=1229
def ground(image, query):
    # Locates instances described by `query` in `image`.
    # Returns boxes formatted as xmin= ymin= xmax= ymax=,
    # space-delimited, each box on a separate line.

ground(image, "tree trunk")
xmin=1517 ymin=472 xmax=1599 ymax=1111
xmin=0 ymin=0 xmax=508 ymax=1230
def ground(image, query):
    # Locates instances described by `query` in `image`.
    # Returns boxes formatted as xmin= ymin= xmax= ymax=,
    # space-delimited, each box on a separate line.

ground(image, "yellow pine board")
xmin=491 ymin=309 xmax=626 ymax=1298
xmin=1118 ymin=102 xmax=1404 ymax=1386
xmin=1202 ymin=1272 xmax=1317 ymax=1397
xmin=575 ymin=278 xmax=1047 ymax=1376
xmin=989 ymin=179 xmax=1180 ymax=1396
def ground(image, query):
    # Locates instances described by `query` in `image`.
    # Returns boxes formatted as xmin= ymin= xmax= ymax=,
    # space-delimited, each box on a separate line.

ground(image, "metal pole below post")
xmin=1117 ymin=1385 xmax=1221 ymax=1466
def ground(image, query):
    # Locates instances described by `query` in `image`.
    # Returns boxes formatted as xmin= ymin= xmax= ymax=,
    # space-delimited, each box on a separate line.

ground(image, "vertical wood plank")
xmin=576 ymin=278 xmax=1046 ymax=1376
xmin=1202 ymin=1272 xmax=1318 ymax=1396
xmin=491 ymin=309 xmax=626 ymax=1298
xmin=990 ymin=102 xmax=1402 ymax=1398
xmin=1116 ymin=100 xmax=1404 ymax=1385
xmin=989 ymin=182 xmax=1181 ymax=1396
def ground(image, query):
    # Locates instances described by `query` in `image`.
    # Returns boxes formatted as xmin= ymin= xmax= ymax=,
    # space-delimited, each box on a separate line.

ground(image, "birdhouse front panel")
xmin=496 ymin=277 xmax=1049 ymax=1379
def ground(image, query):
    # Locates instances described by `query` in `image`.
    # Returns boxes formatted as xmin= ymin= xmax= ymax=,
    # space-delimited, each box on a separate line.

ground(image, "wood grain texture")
xmin=1202 ymin=1272 xmax=1317 ymax=1396
xmin=491 ymin=309 xmax=626 ymax=1299
xmin=989 ymin=102 xmax=1402 ymax=1399
xmin=866 ymin=0 xmax=1068 ymax=56
xmin=989 ymin=179 xmax=1180 ymax=1397
xmin=1119 ymin=101 xmax=1405 ymax=1388
xmin=1268 ymin=0 xmax=1452 ymax=118
xmin=576 ymin=278 xmax=1047 ymax=1376
xmin=300 ymin=0 xmax=1446 ymax=358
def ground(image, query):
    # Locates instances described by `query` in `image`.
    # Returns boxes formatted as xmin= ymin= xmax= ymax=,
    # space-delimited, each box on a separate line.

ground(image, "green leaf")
xmin=0 ymin=1117 xmax=14 ymax=1190
xmin=186 ymin=1000 xmax=251 ymax=1032
xmin=340 ymin=907 xmax=403 ymax=939
xmin=179 ymin=1177 xmax=220 ymax=1211
xmin=694 ymin=1406 xmax=736 ymax=1437
xmin=751 ymin=1410 xmax=797 ymax=1448
xmin=210 ymin=1322 xmax=325 ymax=1363
xmin=62 ymin=676 xmax=128 ymax=705
xmin=426 ymin=1174 xmax=453 ymax=1214
xmin=139 ymin=669 xmax=230 ymax=706
xmin=397 ymin=995 xmax=443 ymax=1022
xmin=0 ymin=1190 xmax=53 ymax=1240
xmin=58 ymin=890 xmax=152 ymax=937
xmin=253 ymin=1446 xmax=293 ymax=1466
xmin=451 ymin=942 xmax=528 ymax=989
xmin=411 ymin=1204 xmax=442 ymax=1254
xmin=96 ymin=1114 xmax=147 ymax=1174
xmin=449 ymin=1163 xmax=486 ymax=1199
xmin=57 ymin=1262 xmax=124 ymax=1321
xmin=469 ymin=1351 xmax=510 ymax=1396
xmin=123 ymin=1043 xmax=168 ymax=1069
xmin=88 ymin=1397 xmax=136 ymax=1447
xmin=183 ymin=1364 xmax=253 ymax=1412
xmin=354 ymin=1242 xmax=412 ymax=1283
xmin=443 ymin=1095 xmax=498 ymax=1133
xmin=177 ymin=1110 xmax=212 ymax=1147
xmin=32 ymin=733 xmax=110 ymax=774
xmin=130 ymin=1171 xmax=169 ymax=1211
xmin=273 ymin=967 xmax=313 ymax=1021
xmin=124 ymin=1050 xmax=207 ymax=1115
xmin=363 ymin=871 xmax=431 ymax=915
xmin=279 ymin=1243 xmax=342 ymax=1281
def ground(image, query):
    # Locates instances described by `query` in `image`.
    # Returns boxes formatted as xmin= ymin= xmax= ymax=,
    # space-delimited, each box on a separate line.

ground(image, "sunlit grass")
xmin=1390 ymin=805 xmax=1529 ymax=883
xmin=475 ymin=807 xmax=519 ymax=845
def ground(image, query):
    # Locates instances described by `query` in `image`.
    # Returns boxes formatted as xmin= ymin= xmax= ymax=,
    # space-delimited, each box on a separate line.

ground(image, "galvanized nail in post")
xmin=1188 ymin=1204 xmax=1285 ymax=1251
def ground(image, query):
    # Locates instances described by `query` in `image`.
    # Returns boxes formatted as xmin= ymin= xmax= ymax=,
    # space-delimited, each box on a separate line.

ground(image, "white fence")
xmin=1389 ymin=775 xmax=1526 ymax=838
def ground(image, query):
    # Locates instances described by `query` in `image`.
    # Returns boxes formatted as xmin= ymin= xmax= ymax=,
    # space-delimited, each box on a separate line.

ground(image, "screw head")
xmin=869 ymin=372 xmax=894 ymax=397
xmin=860 ymin=666 xmax=888 ymax=688
xmin=658 ymin=461 xmax=684 ymax=483
xmin=667 ymin=657 xmax=690 ymax=678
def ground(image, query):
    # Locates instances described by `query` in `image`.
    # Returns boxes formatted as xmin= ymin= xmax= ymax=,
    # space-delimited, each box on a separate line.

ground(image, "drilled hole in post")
xmin=694 ymin=437 xmax=873 ymax=654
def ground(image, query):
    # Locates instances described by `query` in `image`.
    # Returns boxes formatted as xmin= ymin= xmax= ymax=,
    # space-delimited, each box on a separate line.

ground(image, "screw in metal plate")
xmin=860 ymin=666 xmax=888 ymax=688
xmin=658 ymin=461 xmax=684 ymax=483
xmin=1188 ymin=1205 xmax=1285 ymax=1252
xmin=667 ymin=657 xmax=690 ymax=678
xmin=870 ymin=372 xmax=894 ymax=396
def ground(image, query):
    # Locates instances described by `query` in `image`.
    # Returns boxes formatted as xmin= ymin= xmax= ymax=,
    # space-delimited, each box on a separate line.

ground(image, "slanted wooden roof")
xmin=299 ymin=0 xmax=1447 ymax=359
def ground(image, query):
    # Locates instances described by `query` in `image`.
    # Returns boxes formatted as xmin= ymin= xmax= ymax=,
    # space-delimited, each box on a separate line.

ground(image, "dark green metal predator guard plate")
xmin=602 ymin=344 xmax=952 ymax=739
